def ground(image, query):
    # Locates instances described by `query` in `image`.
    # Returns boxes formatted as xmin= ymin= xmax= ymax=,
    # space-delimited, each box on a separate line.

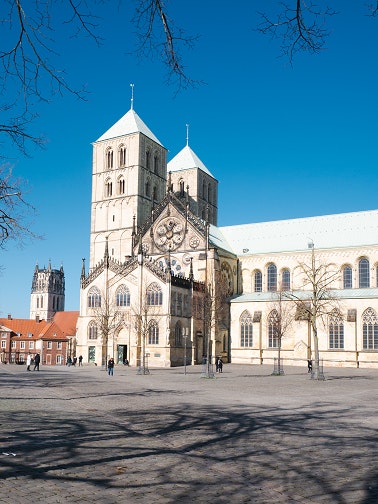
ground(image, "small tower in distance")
xmin=30 ymin=260 xmax=65 ymax=321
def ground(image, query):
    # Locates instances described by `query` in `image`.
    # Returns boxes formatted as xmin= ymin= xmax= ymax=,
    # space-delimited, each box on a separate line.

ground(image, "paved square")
xmin=1 ymin=363 xmax=378 ymax=503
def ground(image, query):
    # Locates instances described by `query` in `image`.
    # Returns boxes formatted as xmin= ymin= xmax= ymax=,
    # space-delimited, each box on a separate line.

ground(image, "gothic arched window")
xmin=146 ymin=283 xmax=163 ymax=306
xmin=268 ymin=310 xmax=279 ymax=348
xmin=118 ymin=177 xmax=125 ymax=195
xmin=119 ymin=145 xmax=126 ymax=167
xmin=116 ymin=285 xmax=130 ymax=307
xmin=106 ymin=148 xmax=113 ymax=169
xmin=362 ymin=307 xmax=378 ymax=349
xmin=281 ymin=269 xmax=290 ymax=291
xmin=88 ymin=321 xmax=98 ymax=340
xmin=254 ymin=270 xmax=262 ymax=292
xmin=88 ymin=287 xmax=101 ymax=308
xmin=154 ymin=154 xmax=159 ymax=174
xmin=145 ymin=179 xmax=151 ymax=198
xmin=153 ymin=186 xmax=158 ymax=203
xmin=240 ymin=310 xmax=253 ymax=347
xmin=148 ymin=320 xmax=159 ymax=345
xmin=175 ymin=321 xmax=182 ymax=346
xmin=105 ymin=179 xmax=112 ymax=197
xmin=146 ymin=150 xmax=151 ymax=170
xmin=359 ymin=258 xmax=370 ymax=288
xmin=329 ymin=309 xmax=344 ymax=349
xmin=179 ymin=179 xmax=185 ymax=196
xmin=343 ymin=266 xmax=353 ymax=289
xmin=267 ymin=264 xmax=277 ymax=292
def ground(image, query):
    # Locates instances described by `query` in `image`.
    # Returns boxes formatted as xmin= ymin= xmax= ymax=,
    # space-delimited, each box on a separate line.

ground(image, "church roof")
xmin=219 ymin=209 xmax=378 ymax=256
xmin=96 ymin=108 xmax=163 ymax=146
xmin=168 ymin=145 xmax=215 ymax=178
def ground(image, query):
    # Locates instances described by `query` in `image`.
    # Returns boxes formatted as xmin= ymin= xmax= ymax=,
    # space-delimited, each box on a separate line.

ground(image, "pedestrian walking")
xmin=216 ymin=357 xmax=223 ymax=373
xmin=307 ymin=359 xmax=313 ymax=373
xmin=26 ymin=353 xmax=32 ymax=371
xmin=78 ymin=355 xmax=83 ymax=366
xmin=107 ymin=357 xmax=115 ymax=376
xmin=33 ymin=353 xmax=40 ymax=371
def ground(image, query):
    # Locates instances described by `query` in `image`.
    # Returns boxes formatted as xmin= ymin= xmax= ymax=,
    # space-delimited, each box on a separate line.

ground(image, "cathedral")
xmin=75 ymin=104 xmax=378 ymax=369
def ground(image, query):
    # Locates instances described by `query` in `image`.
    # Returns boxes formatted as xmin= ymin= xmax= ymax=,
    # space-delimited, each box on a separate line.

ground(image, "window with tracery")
xmin=88 ymin=321 xmax=98 ymax=340
xmin=116 ymin=285 xmax=130 ymax=307
xmin=148 ymin=320 xmax=159 ymax=345
xmin=268 ymin=310 xmax=279 ymax=348
xmin=175 ymin=321 xmax=182 ymax=346
xmin=88 ymin=287 xmax=101 ymax=308
xmin=146 ymin=283 xmax=163 ymax=306
xmin=362 ymin=307 xmax=378 ymax=349
xmin=329 ymin=310 xmax=344 ymax=349
xmin=240 ymin=311 xmax=253 ymax=347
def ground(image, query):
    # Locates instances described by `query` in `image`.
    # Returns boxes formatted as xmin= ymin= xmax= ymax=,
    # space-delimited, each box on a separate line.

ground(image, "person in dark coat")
xmin=78 ymin=355 xmax=83 ymax=366
xmin=33 ymin=353 xmax=40 ymax=371
xmin=307 ymin=359 xmax=313 ymax=373
xmin=216 ymin=357 xmax=223 ymax=373
xmin=107 ymin=357 xmax=115 ymax=376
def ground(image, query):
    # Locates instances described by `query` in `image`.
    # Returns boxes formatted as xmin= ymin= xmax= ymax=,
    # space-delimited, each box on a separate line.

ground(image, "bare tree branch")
xmin=257 ymin=1 xmax=338 ymax=63
xmin=132 ymin=0 xmax=201 ymax=90
xmin=0 ymin=164 xmax=41 ymax=248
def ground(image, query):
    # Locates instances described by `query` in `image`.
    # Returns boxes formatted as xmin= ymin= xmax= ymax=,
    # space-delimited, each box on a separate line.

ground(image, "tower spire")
xmin=130 ymin=83 xmax=134 ymax=110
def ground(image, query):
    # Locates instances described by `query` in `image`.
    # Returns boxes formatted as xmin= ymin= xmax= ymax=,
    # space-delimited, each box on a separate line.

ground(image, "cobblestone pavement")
xmin=1 ymin=362 xmax=378 ymax=503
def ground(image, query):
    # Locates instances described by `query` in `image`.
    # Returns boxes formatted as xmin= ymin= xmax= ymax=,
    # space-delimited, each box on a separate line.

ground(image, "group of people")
xmin=26 ymin=353 xmax=40 ymax=371
xmin=67 ymin=355 xmax=83 ymax=367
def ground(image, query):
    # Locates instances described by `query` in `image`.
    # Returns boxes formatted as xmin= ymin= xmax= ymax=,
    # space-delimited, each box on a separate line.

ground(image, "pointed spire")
xmin=167 ymin=171 xmax=172 ymax=193
xmin=186 ymin=123 xmax=189 ymax=146
xmin=81 ymin=258 xmax=86 ymax=279
xmin=104 ymin=236 xmax=109 ymax=268
xmin=189 ymin=257 xmax=194 ymax=281
xmin=130 ymin=83 xmax=134 ymax=110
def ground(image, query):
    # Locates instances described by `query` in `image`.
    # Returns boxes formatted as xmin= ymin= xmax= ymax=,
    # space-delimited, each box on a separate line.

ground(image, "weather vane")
xmin=186 ymin=123 xmax=189 ymax=146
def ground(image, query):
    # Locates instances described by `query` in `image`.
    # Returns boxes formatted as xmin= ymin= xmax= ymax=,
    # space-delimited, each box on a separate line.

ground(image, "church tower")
xmin=90 ymin=101 xmax=167 ymax=267
xmin=30 ymin=261 xmax=65 ymax=321
xmin=168 ymin=140 xmax=218 ymax=225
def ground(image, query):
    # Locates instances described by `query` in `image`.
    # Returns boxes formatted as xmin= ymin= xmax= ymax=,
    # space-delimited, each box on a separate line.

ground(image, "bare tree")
xmin=91 ymin=290 xmax=124 ymax=368
xmin=0 ymin=164 xmax=40 ymax=248
xmin=201 ymin=267 xmax=230 ymax=378
xmin=284 ymin=244 xmax=341 ymax=380
xmin=269 ymin=286 xmax=296 ymax=375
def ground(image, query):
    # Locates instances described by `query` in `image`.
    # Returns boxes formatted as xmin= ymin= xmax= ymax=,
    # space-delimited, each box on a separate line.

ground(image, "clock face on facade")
xmin=153 ymin=217 xmax=184 ymax=251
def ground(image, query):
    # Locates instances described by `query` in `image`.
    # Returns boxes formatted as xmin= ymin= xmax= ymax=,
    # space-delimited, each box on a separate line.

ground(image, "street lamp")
xmin=183 ymin=327 xmax=189 ymax=375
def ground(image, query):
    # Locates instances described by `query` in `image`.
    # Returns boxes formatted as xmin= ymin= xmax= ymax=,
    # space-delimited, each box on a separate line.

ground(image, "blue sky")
xmin=1 ymin=1 xmax=378 ymax=319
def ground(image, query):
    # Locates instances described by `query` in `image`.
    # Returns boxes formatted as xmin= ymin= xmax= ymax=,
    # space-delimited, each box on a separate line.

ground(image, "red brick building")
xmin=0 ymin=311 xmax=79 ymax=366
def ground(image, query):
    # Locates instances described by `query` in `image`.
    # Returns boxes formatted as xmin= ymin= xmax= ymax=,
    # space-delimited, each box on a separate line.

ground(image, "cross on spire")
xmin=130 ymin=83 xmax=134 ymax=110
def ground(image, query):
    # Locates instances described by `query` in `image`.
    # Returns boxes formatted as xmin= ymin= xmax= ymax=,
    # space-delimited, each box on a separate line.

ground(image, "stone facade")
xmin=76 ymin=106 xmax=378 ymax=369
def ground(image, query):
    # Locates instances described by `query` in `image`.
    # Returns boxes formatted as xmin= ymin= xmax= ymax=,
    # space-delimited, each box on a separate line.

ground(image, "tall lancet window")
xmin=106 ymin=148 xmax=113 ymax=169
